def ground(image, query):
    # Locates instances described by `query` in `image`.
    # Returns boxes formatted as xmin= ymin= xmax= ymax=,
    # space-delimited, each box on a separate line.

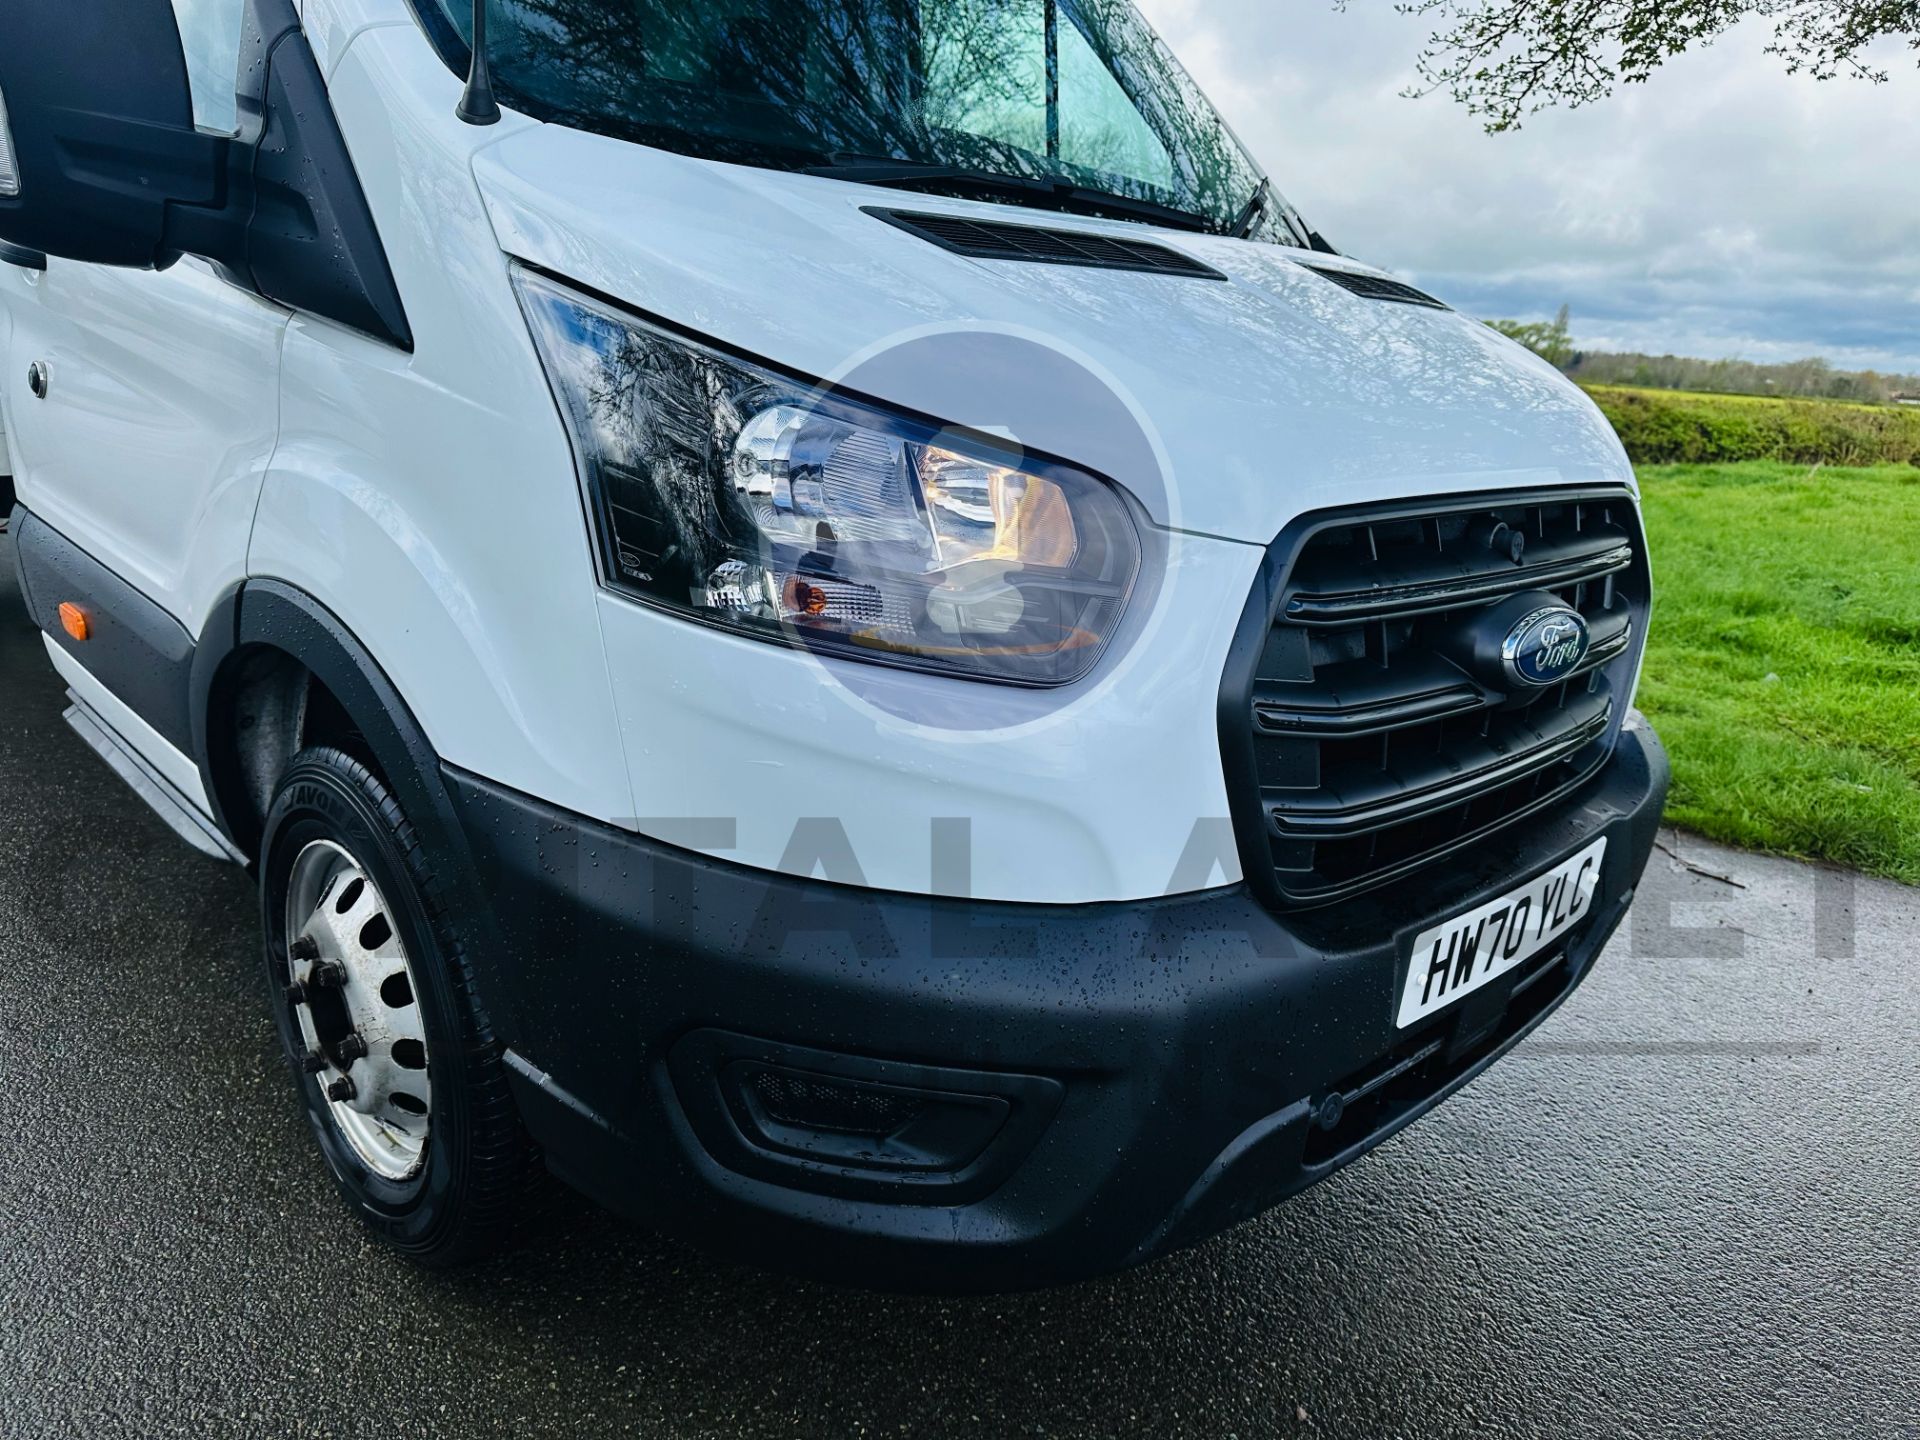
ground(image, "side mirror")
xmin=0 ymin=2 xmax=229 ymax=268
xmin=0 ymin=0 xmax=411 ymax=348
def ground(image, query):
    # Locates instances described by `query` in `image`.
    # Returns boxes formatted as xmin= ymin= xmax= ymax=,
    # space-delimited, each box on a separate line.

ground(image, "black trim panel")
xmin=188 ymin=582 xmax=246 ymax=847
xmin=12 ymin=511 xmax=197 ymax=752
xmin=0 ymin=241 xmax=48 ymax=272
xmin=445 ymin=727 xmax=1668 ymax=1292
xmin=243 ymin=1 xmax=413 ymax=350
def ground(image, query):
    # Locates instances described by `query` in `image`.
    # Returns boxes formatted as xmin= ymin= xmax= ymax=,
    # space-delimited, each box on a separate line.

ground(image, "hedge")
xmin=1582 ymin=384 xmax=1920 ymax=467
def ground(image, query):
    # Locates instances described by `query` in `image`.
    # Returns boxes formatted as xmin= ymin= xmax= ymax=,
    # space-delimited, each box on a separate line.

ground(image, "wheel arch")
xmin=195 ymin=578 xmax=455 ymax=856
xmin=192 ymin=578 xmax=522 ymax=1039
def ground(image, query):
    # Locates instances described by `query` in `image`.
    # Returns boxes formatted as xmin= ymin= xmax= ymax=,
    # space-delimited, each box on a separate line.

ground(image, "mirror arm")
xmin=162 ymin=1 xmax=412 ymax=349
xmin=0 ymin=0 xmax=407 ymax=349
xmin=230 ymin=13 xmax=413 ymax=348
xmin=157 ymin=136 xmax=255 ymax=273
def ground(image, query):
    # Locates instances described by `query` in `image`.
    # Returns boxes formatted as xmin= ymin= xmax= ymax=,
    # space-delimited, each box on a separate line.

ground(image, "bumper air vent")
xmin=1221 ymin=490 xmax=1651 ymax=909
xmin=746 ymin=1067 xmax=932 ymax=1138
xmin=867 ymin=208 xmax=1226 ymax=280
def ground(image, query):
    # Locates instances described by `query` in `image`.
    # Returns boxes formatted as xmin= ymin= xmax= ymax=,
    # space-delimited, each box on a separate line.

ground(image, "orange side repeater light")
xmin=58 ymin=602 xmax=90 ymax=642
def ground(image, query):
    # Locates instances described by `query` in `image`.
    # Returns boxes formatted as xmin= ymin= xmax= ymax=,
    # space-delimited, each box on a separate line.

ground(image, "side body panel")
xmin=0 ymin=258 xmax=288 ymax=634
xmin=298 ymin=0 xmax=415 ymax=80
xmin=248 ymin=26 xmax=635 ymax=825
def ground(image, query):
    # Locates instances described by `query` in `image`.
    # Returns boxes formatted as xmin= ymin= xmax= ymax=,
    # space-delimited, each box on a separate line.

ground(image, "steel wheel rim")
xmin=284 ymin=839 xmax=433 ymax=1182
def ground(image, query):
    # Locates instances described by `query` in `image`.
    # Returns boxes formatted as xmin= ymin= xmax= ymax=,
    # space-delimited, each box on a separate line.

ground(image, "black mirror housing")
xmin=0 ymin=1 xmax=229 ymax=268
xmin=0 ymin=0 xmax=411 ymax=350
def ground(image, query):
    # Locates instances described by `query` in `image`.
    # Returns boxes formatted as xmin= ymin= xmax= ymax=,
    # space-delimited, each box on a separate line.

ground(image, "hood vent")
xmin=868 ymin=209 xmax=1227 ymax=281
xmin=1300 ymin=265 xmax=1448 ymax=310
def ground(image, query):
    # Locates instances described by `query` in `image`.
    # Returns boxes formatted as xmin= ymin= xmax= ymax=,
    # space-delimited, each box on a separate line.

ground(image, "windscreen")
xmin=429 ymin=0 xmax=1292 ymax=238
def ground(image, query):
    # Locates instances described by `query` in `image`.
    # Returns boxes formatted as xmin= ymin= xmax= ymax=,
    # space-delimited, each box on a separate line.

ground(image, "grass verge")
xmin=1635 ymin=461 xmax=1920 ymax=885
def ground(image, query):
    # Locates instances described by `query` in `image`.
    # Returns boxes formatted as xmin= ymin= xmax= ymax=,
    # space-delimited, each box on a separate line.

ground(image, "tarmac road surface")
xmin=2 ymin=550 xmax=1915 ymax=1438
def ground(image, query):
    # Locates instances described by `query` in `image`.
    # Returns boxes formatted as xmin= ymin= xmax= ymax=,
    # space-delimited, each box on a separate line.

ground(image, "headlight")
xmin=514 ymin=267 xmax=1142 ymax=687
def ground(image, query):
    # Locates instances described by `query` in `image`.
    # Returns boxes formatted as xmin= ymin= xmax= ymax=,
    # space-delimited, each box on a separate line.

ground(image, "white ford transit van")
xmin=0 ymin=0 xmax=1667 ymax=1290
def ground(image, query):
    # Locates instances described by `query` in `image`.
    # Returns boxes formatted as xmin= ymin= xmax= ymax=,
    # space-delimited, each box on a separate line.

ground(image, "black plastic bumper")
xmin=447 ymin=723 xmax=1669 ymax=1293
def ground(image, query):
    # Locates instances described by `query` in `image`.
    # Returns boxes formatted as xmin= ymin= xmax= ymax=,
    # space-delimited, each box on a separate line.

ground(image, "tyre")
xmin=260 ymin=746 xmax=535 ymax=1265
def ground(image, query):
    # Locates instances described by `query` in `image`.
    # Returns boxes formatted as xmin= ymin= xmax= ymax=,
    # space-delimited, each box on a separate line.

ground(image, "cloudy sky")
xmin=1135 ymin=0 xmax=1920 ymax=373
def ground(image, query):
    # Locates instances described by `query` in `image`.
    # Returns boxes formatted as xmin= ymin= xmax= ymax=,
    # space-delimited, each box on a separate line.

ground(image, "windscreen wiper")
xmin=1234 ymin=178 xmax=1333 ymax=253
xmin=1230 ymin=177 xmax=1270 ymax=239
xmin=806 ymin=155 xmax=1223 ymax=235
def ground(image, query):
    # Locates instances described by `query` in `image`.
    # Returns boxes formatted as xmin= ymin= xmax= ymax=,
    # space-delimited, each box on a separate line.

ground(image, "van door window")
xmin=169 ymin=0 xmax=247 ymax=135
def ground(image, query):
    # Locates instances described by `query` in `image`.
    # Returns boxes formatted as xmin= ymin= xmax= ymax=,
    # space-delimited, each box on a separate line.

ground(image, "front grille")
xmin=1223 ymin=490 xmax=1650 ymax=909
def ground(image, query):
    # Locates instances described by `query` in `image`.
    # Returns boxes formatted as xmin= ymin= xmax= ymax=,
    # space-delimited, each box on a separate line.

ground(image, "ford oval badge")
xmin=1503 ymin=605 xmax=1591 ymax=688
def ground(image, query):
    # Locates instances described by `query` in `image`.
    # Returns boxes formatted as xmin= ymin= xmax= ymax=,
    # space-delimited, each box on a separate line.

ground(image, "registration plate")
xmin=1396 ymin=838 xmax=1608 ymax=1029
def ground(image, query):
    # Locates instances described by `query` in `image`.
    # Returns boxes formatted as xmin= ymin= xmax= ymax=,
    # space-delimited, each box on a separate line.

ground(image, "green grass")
xmin=1588 ymin=384 xmax=1920 ymax=467
xmin=1635 ymin=461 xmax=1920 ymax=885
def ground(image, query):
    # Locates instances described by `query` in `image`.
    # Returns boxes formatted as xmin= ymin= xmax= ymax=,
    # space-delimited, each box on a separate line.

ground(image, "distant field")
xmin=1635 ymin=460 xmax=1920 ymax=885
xmin=1589 ymin=384 xmax=1920 ymax=467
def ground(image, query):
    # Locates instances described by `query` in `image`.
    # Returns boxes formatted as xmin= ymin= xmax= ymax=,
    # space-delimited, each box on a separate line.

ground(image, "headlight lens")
xmin=514 ymin=267 xmax=1141 ymax=686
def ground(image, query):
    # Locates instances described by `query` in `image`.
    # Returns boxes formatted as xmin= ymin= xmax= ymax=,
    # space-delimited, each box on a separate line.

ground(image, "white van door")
xmin=3 ymin=258 xmax=288 ymax=631
xmin=0 ymin=0 xmax=288 ymax=636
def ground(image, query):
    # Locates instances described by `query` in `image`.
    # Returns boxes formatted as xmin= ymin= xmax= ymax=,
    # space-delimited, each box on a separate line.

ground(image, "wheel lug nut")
xmin=285 ymin=981 xmax=308 ymax=1006
xmin=301 ymin=1049 xmax=328 ymax=1074
xmin=308 ymin=960 xmax=348 ymax=989
xmin=337 ymin=1034 xmax=368 ymax=1064
xmin=325 ymin=1076 xmax=356 ymax=1103
xmin=289 ymin=936 xmax=320 ymax=963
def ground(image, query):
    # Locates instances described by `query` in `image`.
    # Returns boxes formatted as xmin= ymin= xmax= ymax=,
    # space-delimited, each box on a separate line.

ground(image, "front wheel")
xmin=260 ymin=746 xmax=535 ymax=1265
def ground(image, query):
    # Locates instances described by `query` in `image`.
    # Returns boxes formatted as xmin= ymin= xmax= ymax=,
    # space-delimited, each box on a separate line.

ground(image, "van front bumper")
xmin=446 ymin=722 xmax=1668 ymax=1293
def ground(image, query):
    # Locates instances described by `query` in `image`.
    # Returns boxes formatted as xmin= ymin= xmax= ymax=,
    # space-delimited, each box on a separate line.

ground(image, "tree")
xmin=1348 ymin=0 xmax=1920 ymax=131
xmin=1488 ymin=303 xmax=1576 ymax=369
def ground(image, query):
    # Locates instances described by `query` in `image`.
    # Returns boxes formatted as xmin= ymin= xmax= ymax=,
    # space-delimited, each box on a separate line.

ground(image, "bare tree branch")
xmin=1338 ymin=0 xmax=1920 ymax=130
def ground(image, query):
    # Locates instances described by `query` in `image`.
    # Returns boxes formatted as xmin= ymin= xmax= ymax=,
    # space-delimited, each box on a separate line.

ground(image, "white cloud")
xmin=1137 ymin=1 xmax=1920 ymax=371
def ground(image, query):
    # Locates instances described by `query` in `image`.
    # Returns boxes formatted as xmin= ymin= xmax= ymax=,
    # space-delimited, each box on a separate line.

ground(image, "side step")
xmin=63 ymin=693 xmax=245 ymax=865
